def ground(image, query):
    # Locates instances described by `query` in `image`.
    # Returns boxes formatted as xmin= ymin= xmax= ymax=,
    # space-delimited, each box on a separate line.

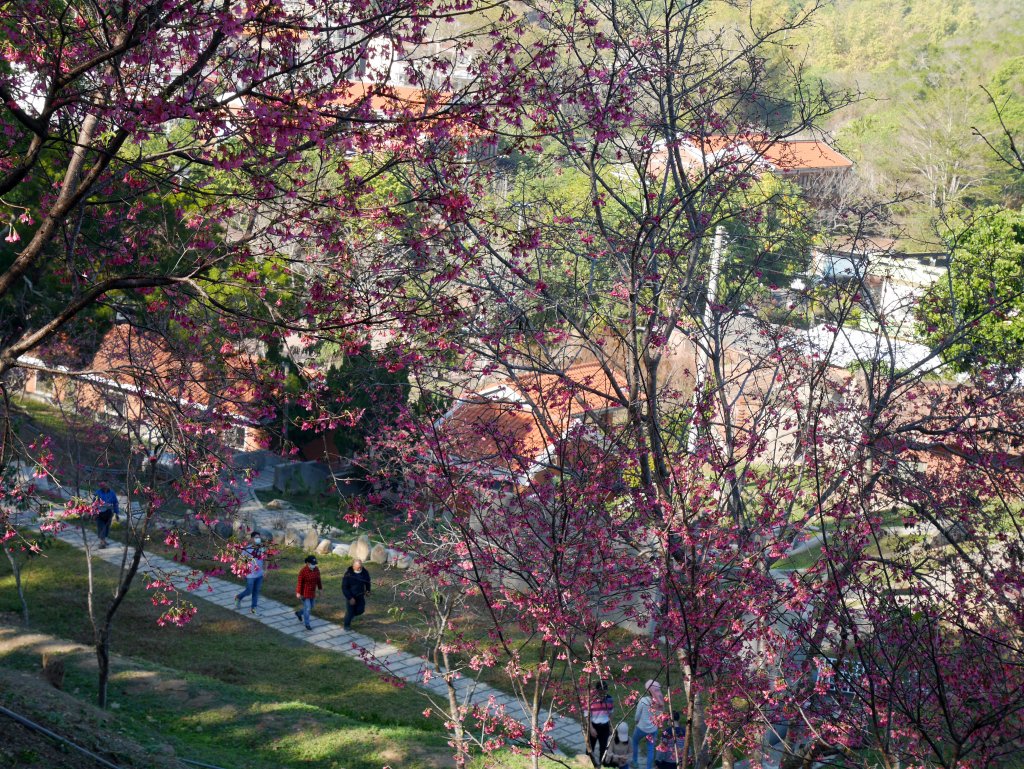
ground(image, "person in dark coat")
xmin=341 ymin=559 xmax=371 ymax=630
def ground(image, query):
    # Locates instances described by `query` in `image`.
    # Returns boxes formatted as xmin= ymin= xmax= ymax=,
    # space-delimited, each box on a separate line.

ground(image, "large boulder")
xmin=284 ymin=528 xmax=302 ymax=547
xmin=272 ymin=464 xmax=297 ymax=493
xmin=931 ymin=520 xmax=970 ymax=547
xmin=316 ymin=538 xmax=332 ymax=555
xmin=264 ymin=498 xmax=287 ymax=511
xmin=396 ymin=554 xmax=414 ymax=570
xmin=369 ymin=543 xmax=387 ymax=565
xmin=299 ymin=462 xmax=331 ymax=494
xmin=213 ymin=521 xmax=234 ymax=539
xmin=350 ymin=535 xmax=371 ymax=561
xmin=332 ymin=542 xmax=350 ymax=558
xmin=302 ymin=528 xmax=320 ymax=550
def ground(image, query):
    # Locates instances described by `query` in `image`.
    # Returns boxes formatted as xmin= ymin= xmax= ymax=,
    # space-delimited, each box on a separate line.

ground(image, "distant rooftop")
xmin=651 ymin=135 xmax=853 ymax=177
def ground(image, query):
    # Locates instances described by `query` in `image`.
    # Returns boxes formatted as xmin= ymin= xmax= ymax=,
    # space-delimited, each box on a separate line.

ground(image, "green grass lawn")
xmin=0 ymin=643 xmax=451 ymax=769
xmin=11 ymin=395 xmax=134 ymax=483
xmin=0 ymin=539 xmax=442 ymax=731
xmin=138 ymin=528 xmax=668 ymax=724
xmin=772 ymin=544 xmax=824 ymax=571
xmin=1 ymin=635 xmax=577 ymax=769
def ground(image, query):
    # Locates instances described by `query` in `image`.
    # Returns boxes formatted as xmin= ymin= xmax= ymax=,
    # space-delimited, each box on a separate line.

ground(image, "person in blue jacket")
xmin=94 ymin=480 xmax=119 ymax=548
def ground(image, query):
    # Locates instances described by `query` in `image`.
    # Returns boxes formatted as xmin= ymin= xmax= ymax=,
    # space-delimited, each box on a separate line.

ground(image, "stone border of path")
xmin=48 ymin=524 xmax=587 ymax=755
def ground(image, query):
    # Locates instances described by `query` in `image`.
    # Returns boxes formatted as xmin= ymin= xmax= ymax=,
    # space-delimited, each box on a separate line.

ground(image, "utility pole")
xmin=686 ymin=226 xmax=724 ymax=454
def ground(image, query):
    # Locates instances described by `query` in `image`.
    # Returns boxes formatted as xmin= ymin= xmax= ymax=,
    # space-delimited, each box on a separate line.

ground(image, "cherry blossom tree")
xmin=0 ymin=0 xmax=496 ymax=708
xmin=3 ymin=0 xmax=1024 ymax=765
xmin=352 ymin=0 xmax=1024 ymax=767
xmin=0 ymin=0 xmax=494 ymax=523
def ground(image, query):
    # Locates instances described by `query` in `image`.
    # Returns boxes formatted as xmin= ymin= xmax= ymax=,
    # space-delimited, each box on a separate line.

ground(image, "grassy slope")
xmin=0 ymin=538 xmax=588 ymax=769
xmin=145 ymin=529 xmax=670 ymax=705
xmin=0 ymin=539 xmax=452 ymax=768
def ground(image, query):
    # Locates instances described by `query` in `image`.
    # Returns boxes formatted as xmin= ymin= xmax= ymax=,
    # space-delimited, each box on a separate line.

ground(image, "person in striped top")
xmin=654 ymin=711 xmax=687 ymax=769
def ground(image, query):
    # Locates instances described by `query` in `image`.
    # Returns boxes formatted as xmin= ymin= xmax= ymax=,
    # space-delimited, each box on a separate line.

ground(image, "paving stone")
xmin=395 ymin=668 xmax=427 ymax=682
xmin=376 ymin=652 xmax=414 ymax=668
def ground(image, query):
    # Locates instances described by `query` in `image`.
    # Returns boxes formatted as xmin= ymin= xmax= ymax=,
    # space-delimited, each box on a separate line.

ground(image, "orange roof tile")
xmin=757 ymin=138 xmax=853 ymax=173
xmin=439 ymin=361 xmax=627 ymax=469
xmin=658 ymin=135 xmax=852 ymax=176
xmin=331 ymin=82 xmax=451 ymax=115
xmin=88 ymin=324 xmax=259 ymax=418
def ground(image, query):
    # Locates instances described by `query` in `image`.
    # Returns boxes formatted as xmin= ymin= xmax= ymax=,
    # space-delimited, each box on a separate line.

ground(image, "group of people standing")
xmin=588 ymin=679 xmax=687 ymax=769
xmin=232 ymin=531 xmax=372 ymax=632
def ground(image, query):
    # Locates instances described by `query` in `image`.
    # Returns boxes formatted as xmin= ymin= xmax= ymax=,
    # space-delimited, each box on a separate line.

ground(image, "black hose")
xmin=0 ymin=703 xmax=232 ymax=769
xmin=0 ymin=703 xmax=124 ymax=769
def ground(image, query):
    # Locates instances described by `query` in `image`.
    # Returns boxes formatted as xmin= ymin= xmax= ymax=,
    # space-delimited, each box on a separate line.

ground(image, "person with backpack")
xmin=294 ymin=555 xmax=322 ymax=630
xmin=342 ymin=559 xmax=371 ymax=630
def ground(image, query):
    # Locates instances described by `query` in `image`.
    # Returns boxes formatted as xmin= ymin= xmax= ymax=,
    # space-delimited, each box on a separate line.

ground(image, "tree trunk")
xmin=3 ymin=544 xmax=29 ymax=625
xmin=87 ymin=482 xmax=150 ymax=708
xmin=95 ymin=626 xmax=110 ymax=709
xmin=431 ymin=593 xmax=467 ymax=769
xmin=681 ymin=658 xmax=709 ymax=769
xmin=722 ymin=742 xmax=735 ymax=769
xmin=529 ymin=640 xmax=550 ymax=769
xmin=441 ymin=647 xmax=467 ymax=769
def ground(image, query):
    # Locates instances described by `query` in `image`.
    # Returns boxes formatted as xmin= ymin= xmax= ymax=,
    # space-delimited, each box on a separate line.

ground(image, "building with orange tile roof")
xmin=435 ymin=361 xmax=629 ymax=484
xmin=651 ymin=134 xmax=853 ymax=189
xmin=22 ymin=324 xmax=268 ymax=452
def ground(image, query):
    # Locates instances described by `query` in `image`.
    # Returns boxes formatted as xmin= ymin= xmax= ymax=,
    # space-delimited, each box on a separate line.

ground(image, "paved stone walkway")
xmin=53 ymin=524 xmax=587 ymax=754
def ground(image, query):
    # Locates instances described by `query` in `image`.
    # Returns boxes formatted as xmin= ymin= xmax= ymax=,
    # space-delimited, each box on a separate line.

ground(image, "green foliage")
xmin=916 ymin=207 xmax=1024 ymax=372
xmin=984 ymin=56 xmax=1024 ymax=201
xmin=717 ymin=0 xmax=1024 ymax=240
xmin=721 ymin=175 xmax=815 ymax=299
xmin=283 ymin=352 xmax=411 ymax=458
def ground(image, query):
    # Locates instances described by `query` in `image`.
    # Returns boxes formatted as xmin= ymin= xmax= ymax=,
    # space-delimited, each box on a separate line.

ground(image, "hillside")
xmin=720 ymin=0 xmax=1024 ymax=246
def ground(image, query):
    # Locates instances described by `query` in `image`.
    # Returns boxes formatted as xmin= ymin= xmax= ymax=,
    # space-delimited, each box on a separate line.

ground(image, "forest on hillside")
xmin=724 ymin=0 xmax=1024 ymax=248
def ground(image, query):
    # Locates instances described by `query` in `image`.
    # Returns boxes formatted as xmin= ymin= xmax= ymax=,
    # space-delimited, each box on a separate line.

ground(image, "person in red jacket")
xmin=294 ymin=555 xmax=323 ymax=630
